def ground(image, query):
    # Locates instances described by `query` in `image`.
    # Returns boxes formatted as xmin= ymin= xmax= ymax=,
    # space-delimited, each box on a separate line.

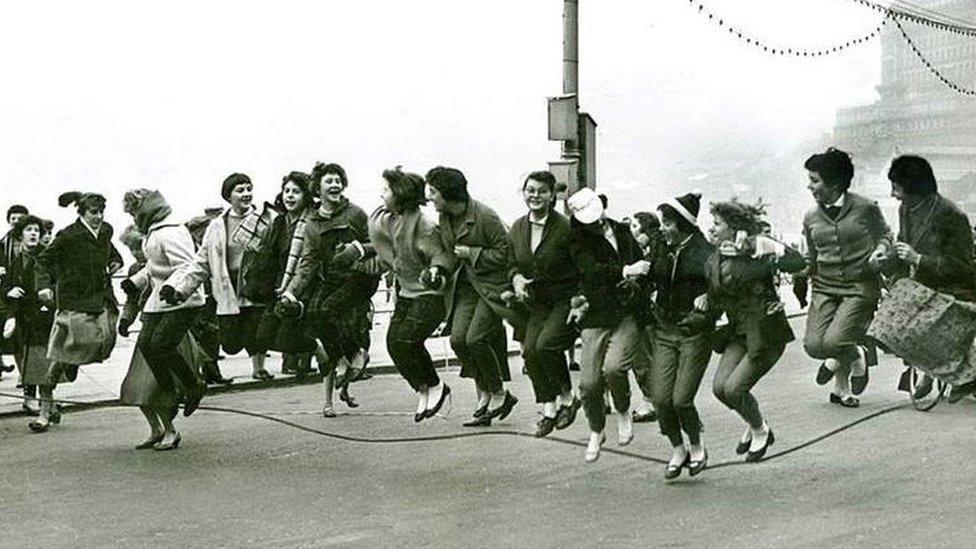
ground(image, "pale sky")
xmin=0 ymin=0 xmax=892 ymax=233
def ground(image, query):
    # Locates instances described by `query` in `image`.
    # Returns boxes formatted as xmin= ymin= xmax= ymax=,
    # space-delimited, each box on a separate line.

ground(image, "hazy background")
xmin=0 ymin=0 xmax=891 ymax=241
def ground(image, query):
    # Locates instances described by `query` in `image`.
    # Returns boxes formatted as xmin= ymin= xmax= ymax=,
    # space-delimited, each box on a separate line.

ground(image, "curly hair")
xmin=382 ymin=166 xmax=427 ymax=213
xmin=709 ymin=198 xmax=768 ymax=236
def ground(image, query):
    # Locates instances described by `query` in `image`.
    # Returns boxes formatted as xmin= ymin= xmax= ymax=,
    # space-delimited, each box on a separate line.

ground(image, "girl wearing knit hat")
xmin=649 ymin=190 xmax=716 ymax=480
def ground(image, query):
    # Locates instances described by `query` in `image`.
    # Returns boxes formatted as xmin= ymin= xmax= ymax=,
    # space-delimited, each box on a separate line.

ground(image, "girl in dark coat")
xmin=650 ymin=191 xmax=715 ymax=480
xmin=508 ymin=171 xmax=581 ymax=437
xmin=281 ymin=163 xmax=381 ymax=417
xmin=248 ymin=172 xmax=324 ymax=379
xmin=700 ymin=200 xmax=805 ymax=462
xmin=881 ymin=155 xmax=976 ymax=402
xmin=566 ymin=188 xmax=652 ymax=462
xmin=0 ymin=216 xmax=60 ymax=432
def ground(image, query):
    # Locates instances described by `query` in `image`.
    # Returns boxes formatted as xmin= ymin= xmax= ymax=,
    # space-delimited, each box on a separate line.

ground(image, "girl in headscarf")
xmin=120 ymin=189 xmax=208 ymax=450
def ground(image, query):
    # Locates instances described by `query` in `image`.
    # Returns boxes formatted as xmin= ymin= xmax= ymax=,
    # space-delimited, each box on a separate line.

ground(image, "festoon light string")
xmin=680 ymin=0 xmax=976 ymax=97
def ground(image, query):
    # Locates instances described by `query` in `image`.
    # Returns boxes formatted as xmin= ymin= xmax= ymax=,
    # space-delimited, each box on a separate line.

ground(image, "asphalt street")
xmin=2 ymin=316 xmax=976 ymax=548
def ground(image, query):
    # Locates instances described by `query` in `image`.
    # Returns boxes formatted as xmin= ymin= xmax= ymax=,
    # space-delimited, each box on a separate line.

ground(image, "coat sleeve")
xmin=917 ymin=208 xmax=975 ymax=284
xmin=167 ymin=222 xmax=215 ymax=295
xmin=867 ymin=200 xmax=893 ymax=253
xmin=285 ymin=221 xmax=320 ymax=299
xmin=801 ymin=220 xmax=817 ymax=277
xmin=152 ymin=227 xmax=198 ymax=281
xmin=417 ymin=220 xmax=453 ymax=272
xmin=467 ymin=211 xmax=511 ymax=271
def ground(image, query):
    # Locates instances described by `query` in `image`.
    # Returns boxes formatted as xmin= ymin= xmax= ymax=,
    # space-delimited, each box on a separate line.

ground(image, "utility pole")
xmin=562 ymin=0 xmax=579 ymax=161
xmin=549 ymin=0 xmax=596 ymax=196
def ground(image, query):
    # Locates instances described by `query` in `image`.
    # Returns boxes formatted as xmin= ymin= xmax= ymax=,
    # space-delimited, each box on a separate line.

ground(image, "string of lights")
xmin=852 ymin=0 xmax=976 ymax=37
xmin=681 ymin=0 xmax=890 ymax=57
xmin=893 ymin=17 xmax=976 ymax=97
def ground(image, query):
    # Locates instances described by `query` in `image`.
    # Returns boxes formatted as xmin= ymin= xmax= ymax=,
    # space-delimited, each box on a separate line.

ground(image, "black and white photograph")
xmin=2 ymin=1 xmax=976 ymax=547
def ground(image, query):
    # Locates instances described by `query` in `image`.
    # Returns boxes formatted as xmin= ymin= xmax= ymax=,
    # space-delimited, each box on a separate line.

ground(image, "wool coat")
xmin=508 ymin=211 xmax=579 ymax=306
xmin=36 ymin=219 xmax=122 ymax=314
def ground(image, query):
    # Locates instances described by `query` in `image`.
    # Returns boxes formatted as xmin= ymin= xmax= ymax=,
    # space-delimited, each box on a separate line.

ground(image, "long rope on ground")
xmin=0 ymin=390 xmax=909 ymax=469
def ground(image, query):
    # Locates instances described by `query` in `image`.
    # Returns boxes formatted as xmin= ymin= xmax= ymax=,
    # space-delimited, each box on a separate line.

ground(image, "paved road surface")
xmin=2 ymin=316 xmax=976 ymax=548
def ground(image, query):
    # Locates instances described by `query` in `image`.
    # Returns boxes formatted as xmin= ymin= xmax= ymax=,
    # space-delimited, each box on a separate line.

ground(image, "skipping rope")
xmin=0 ymin=389 xmax=909 ymax=469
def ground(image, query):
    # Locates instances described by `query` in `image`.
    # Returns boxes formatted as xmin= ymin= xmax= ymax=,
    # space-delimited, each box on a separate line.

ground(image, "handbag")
xmin=868 ymin=278 xmax=976 ymax=379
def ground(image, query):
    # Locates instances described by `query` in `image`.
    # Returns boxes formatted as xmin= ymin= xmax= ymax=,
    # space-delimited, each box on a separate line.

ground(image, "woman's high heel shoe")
xmin=154 ymin=432 xmax=182 ymax=451
xmin=136 ymin=433 xmax=164 ymax=450
xmin=424 ymin=384 xmax=451 ymax=419
xmin=746 ymin=429 xmax=775 ymax=463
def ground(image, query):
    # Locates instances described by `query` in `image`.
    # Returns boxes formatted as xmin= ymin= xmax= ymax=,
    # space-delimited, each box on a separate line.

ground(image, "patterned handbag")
xmin=868 ymin=278 xmax=976 ymax=381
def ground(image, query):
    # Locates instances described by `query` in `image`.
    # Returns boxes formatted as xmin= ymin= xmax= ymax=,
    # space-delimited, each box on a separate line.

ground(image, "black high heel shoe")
xmin=136 ymin=433 xmax=164 ymax=450
xmin=746 ymin=429 xmax=775 ymax=463
xmin=153 ymin=432 xmax=182 ymax=451
xmin=424 ymin=384 xmax=451 ymax=419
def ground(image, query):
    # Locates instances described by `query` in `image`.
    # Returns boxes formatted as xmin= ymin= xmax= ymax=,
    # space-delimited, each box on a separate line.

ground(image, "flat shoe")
xmin=815 ymin=363 xmax=834 ymax=385
xmin=735 ymin=436 xmax=751 ymax=455
xmin=322 ymin=407 xmax=337 ymax=418
xmin=485 ymin=392 xmax=518 ymax=421
xmin=554 ymin=397 xmax=581 ymax=430
xmin=462 ymin=415 xmax=492 ymax=427
xmin=851 ymin=369 xmax=869 ymax=396
xmin=534 ymin=416 xmax=557 ymax=438
xmin=28 ymin=418 xmax=50 ymax=433
xmin=424 ymin=384 xmax=451 ymax=419
xmin=665 ymin=452 xmax=690 ymax=480
xmin=251 ymin=370 xmax=274 ymax=381
xmin=632 ymin=410 xmax=657 ymax=423
xmin=829 ymin=393 xmax=859 ymax=408
xmin=688 ymin=449 xmax=708 ymax=476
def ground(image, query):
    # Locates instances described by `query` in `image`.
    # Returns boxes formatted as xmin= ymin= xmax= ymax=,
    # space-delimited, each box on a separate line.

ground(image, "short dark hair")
xmin=658 ymin=204 xmax=697 ymax=235
xmin=7 ymin=205 xmax=28 ymax=222
xmin=632 ymin=211 xmax=660 ymax=236
xmin=804 ymin=147 xmax=854 ymax=192
xmin=275 ymin=171 xmax=315 ymax=212
xmin=311 ymin=162 xmax=348 ymax=189
xmin=888 ymin=155 xmax=938 ymax=197
xmin=425 ymin=166 xmax=470 ymax=202
xmin=522 ymin=171 xmax=557 ymax=193
xmin=13 ymin=214 xmax=44 ymax=239
xmin=382 ymin=167 xmax=427 ymax=213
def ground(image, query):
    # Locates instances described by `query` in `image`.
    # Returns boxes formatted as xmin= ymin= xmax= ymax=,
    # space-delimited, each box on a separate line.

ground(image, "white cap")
xmin=567 ymin=187 xmax=604 ymax=224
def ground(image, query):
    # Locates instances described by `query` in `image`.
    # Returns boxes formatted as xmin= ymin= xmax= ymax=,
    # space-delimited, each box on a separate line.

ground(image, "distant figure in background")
xmin=368 ymin=167 xmax=453 ymax=421
xmin=508 ymin=171 xmax=581 ymax=437
xmin=881 ymin=155 xmax=976 ymax=402
xmin=0 ymin=205 xmax=32 ymax=399
xmin=0 ymin=215 xmax=58 ymax=430
xmin=627 ymin=211 xmax=665 ymax=424
xmin=426 ymin=166 xmax=520 ymax=427
xmin=35 ymin=192 xmax=123 ymax=432
xmin=797 ymin=148 xmax=891 ymax=408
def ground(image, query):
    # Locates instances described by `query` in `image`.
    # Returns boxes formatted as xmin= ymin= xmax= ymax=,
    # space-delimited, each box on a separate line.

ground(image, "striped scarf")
xmin=278 ymin=209 xmax=309 ymax=292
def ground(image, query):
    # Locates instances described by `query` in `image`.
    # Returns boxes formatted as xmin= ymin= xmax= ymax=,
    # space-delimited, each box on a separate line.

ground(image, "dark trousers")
xmin=450 ymin=284 xmax=507 ymax=395
xmin=712 ymin=339 xmax=784 ymax=428
xmin=138 ymin=308 xmax=204 ymax=399
xmin=387 ymin=294 xmax=445 ymax=392
xmin=190 ymin=298 xmax=223 ymax=379
xmin=218 ymin=306 xmax=265 ymax=357
xmin=651 ymin=327 xmax=712 ymax=446
xmin=523 ymin=300 xmax=577 ymax=403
